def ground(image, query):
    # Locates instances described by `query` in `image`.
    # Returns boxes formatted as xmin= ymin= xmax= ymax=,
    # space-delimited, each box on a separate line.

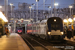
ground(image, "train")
xmin=27 ymin=17 xmax=65 ymax=41
xmin=16 ymin=27 xmax=23 ymax=34
xmin=16 ymin=26 xmax=25 ymax=34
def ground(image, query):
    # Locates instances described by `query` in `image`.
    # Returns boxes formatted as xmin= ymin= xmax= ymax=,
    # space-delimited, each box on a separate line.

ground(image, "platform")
xmin=0 ymin=33 xmax=30 ymax=50
xmin=64 ymin=36 xmax=75 ymax=42
xmin=64 ymin=36 xmax=75 ymax=46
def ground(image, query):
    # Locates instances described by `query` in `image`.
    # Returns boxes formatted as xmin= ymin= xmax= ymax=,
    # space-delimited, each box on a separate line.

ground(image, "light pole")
xmin=0 ymin=6 xmax=2 ymax=11
xmin=43 ymin=0 xmax=45 ymax=19
xmin=35 ymin=0 xmax=39 ymax=21
xmin=69 ymin=6 xmax=73 ymax=35
xmin=0 ymin=6 xmax=2 ymax=12
xmin=10 ymin=3 xmax=13 ymax=18
xmin=32 ymin=3 xmax=35 ymax=20
xmin=54 ymin=1 xmax=58 ymax=16
xmin=10 ymin=3 xmax=15 ymax=33
xmin=69 ymin=5 xmax=73 ymax=18
xmin=51 ymin=0 xmax=53 ymax=17
xmin=4 ymin=0 xmax=8 ymax=19
xmin=48 ymin=6 xmax=51 ymax=18
xmin=29 ymin=6 xmax=32 ymax=20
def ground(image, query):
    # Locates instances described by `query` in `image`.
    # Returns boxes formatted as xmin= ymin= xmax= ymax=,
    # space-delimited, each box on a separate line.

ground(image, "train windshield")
xmin=17 ymin=27 xmax=23 ymax=31
xmin=51 ymin=23 xmax=60 ymax=30
xmin=19 ymin=28 xmax=22 ymax=29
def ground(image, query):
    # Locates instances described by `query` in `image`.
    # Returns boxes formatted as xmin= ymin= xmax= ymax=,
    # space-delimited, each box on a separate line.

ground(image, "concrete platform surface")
xmin=64 ymin=36 xmax=75 ymax=42
xmin=0 ymin=33 xmax=30 ymax=50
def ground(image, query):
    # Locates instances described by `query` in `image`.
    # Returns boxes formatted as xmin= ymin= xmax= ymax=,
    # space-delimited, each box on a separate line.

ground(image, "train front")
xmin=47 ymin=17 xmax=65 ymax=41
xmin=17 ymin=27 xmax=23 ymax=34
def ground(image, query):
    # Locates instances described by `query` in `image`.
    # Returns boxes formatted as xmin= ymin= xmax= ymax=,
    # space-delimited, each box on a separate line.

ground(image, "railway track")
xmin=21 ymin=34 xmax=49 ymax=50
xmin=21 ymin=34 xmax=75 ymax=50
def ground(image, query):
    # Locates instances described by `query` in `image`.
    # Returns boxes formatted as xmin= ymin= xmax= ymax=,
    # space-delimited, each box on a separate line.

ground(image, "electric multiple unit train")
xmin=27 ymin=17 xmax=65 ymax=41
xmin=16 ymin=27 xmax=23 ymax=34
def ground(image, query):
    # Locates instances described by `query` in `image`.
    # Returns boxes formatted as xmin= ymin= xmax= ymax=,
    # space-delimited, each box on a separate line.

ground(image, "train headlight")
xmin=48 ymin=32 xmax=51 ymax=35
xmin=61 ymin=32 xmax=63 ymax=35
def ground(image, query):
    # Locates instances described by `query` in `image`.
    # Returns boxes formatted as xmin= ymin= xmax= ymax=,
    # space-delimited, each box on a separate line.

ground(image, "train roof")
xmin=33 ymin=19 xmax=47 ymax=24
xmin=49 ymin=17 xmax=62 ymax=19
xmin=36 ymin=20 xmax=40 ymax=23
xmin=41 ymin=19 xmax=47 ymax=23
xmin=47 ymin=17 xmax=63 ymax=23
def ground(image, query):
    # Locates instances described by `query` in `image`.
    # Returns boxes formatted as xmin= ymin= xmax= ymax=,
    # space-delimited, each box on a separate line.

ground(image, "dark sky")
xmin=0 ymin=0 xmax=74 ymax=9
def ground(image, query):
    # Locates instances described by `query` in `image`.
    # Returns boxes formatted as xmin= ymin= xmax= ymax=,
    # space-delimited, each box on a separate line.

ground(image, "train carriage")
xmin=27 ymin=17 xmax=65 ymax=41
xmin=47 ymin=17 xmax=64 ymax=40
xmin=16 ymin=27 xmax=23 ymax=34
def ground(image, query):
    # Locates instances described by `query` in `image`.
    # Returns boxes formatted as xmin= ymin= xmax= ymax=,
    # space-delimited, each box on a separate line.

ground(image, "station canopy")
xmin=0 ymin=11 xmax=8 ymax=22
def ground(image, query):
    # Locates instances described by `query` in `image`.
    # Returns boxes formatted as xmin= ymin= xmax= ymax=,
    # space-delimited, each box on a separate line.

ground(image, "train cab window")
xmin=51 ymin=24 xmax=60 ymax=30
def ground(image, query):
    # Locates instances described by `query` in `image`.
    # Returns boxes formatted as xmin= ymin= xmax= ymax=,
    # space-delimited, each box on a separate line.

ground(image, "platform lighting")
xmin=30 ymin=19 xmax=33 ymax=20
xmin=73 ymin=17 xmax=75 ymax=21
xmin=24 ymin=20 xmax=30 ymax=22
xmin=36 ymin=0 xmax=39 ymax=2
xmin=10 ymin=18 xmax=14 ymax=20
xmin=0 ymin=12 xmax=8 ymax=22
xmin=20 ymin=18 xmax=24 ymax=23
xmin=68 ymin=18 xmax=72 ymax=22
xmin=69 ymin=5 xmax=73 ymax=8
xmin=21 ymin=18 xmax=23 ymax=20
xmin=10 ymin=3 xmax=13 ymax=6
xmin=29 ymin=6 xmax=32 ymax=9
xmin=54 ymin=3 xmax=58 ymax=6
xmin=63 ymin=19 xmax=67 ymax=23
xmin=0 ymin=6 xmax=2 ymax=8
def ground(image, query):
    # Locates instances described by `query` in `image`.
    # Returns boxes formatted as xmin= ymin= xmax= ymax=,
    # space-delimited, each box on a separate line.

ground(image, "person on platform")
xmin=5 ymin=27 xmax=9 ymax=37
xmin=67 ymin=28 xmax=72 ymax=39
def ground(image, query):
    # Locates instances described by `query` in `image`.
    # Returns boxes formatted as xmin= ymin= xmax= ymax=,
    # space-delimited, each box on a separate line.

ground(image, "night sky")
xmin=0 ymin=0 xmax=74 ymax=9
